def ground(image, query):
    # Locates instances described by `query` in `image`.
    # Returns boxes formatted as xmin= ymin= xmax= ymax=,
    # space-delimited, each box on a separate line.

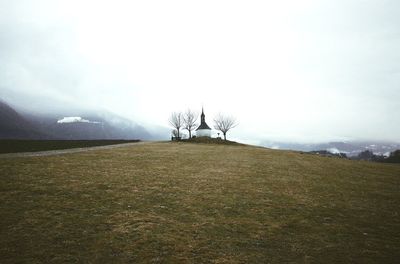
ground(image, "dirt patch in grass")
xmin=0 ymin=142 xmax=399 ymax=263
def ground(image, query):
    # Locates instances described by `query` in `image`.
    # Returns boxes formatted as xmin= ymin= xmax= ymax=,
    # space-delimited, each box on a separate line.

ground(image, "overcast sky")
xmin=1 ymin=0 xmax=399 ymax=143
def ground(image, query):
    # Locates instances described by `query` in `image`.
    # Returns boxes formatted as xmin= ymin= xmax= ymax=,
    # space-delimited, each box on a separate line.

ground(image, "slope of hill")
xmin=0 ymin=139 xmax=140 ymax=154
xmin=0 ymin=142 xmax=399 ymax=263
xmin=0 ymin=100 xmax=48 ymax=139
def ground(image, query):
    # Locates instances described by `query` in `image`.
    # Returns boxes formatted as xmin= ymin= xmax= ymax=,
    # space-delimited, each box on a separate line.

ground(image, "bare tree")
xmin=183 ymin=109 xmax=198 ymax=139
xmin=214 ymin=114 xmax=237 ymax=140
xmin=171 ymin=129 xmax=179 ymax=139
xmin=169 ymin=112 xmax=183 ymax=139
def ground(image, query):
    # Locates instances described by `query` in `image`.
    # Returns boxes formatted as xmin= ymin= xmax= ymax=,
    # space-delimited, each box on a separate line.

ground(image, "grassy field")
xmin=0 ymin=139 xmax=140 ymax=154
xmin=0 ymin=141 xmax=399 ymax=263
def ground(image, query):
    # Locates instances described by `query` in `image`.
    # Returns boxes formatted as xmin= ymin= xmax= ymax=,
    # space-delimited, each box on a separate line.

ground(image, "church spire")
xmin=201 ymin=107 xmax=205 ymax=123
xmin=196 ymin=106 xmax=211 ymax=131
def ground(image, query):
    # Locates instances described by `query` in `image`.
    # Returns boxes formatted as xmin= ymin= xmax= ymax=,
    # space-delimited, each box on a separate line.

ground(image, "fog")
xmin=1 ymin=0 xmax=399 ymax=143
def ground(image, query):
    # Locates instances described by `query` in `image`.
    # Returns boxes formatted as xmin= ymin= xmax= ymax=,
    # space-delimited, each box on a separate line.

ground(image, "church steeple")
xmin=201 ymin=107 xmax=205 ymax=123
xmin=196 ymin=106 xmax=211 ymax=131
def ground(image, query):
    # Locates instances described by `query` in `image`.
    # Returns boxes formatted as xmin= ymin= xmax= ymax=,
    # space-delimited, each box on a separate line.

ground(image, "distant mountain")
xmin=24 ymin=111 xmax=152 ymax=140
xmin=0 ymin=100 xmax=48 ymax=139
xmin=261 ymin=140 xmax=400 ymax=157
xmin=0 ymin=99 xmax=153 ymax=140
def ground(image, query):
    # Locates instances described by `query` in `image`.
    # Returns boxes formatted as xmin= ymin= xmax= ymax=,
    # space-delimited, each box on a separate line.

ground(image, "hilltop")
xmin=181 ymin=137 xmax=244 ymax=146
xmin=0 ymin=142 xmax=399 ymax=263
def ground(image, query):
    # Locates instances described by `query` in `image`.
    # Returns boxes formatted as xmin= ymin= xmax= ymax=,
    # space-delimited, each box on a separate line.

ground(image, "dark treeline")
xmin=308 ymin=149 xmax=400 ymax=163
xmin=352 ymin=149 xmax=400 ymax=163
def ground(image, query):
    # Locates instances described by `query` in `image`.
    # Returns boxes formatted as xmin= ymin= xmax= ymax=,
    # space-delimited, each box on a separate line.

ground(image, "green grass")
xmin=0 ymin=139 xmax=140 ymax=154
xmin=0 ymin=142 xmax=399 ymax=263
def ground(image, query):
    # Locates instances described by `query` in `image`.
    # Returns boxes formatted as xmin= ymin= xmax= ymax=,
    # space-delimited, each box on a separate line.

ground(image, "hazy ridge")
xmin=0 ymin=99 xmax=156 ymax=140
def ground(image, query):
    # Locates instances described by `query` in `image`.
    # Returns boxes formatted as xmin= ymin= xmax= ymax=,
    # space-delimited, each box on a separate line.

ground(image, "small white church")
xmin=195 ymin=108 xmax=212 ymax=137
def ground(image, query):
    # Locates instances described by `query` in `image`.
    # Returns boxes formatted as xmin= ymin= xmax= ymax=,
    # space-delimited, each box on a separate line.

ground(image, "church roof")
xmin=196 ymin=122 xmax=211 ymax=130
xmin=196 ymin=107 xmax=211 ymax=130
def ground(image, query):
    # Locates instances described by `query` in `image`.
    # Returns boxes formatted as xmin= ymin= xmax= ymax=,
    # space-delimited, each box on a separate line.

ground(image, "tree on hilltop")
xmin=169 ymin=112 xmax=183 ymax=139
xmin=214 ymin=114 xmax=237 ymax=141
xmin=183 ymin=109 xmax=198 ymax=139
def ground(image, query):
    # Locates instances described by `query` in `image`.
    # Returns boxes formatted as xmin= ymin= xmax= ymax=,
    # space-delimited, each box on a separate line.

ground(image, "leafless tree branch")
xmin=183 ymin=109 xmax=198 ymax=139
xmin=214 ymin=114 xmax=237 ymax=140
xmin=169 ymin=112 xmax=183 ymax=139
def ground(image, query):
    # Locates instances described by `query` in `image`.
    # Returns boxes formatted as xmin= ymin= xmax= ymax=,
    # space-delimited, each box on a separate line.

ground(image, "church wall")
xmin=196 ymin=129 xmax=211 ymax=137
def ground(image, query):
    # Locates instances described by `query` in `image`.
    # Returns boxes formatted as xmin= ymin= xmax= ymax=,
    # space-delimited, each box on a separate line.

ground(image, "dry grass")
xmin=0 ymin=140 xmax=140 ymax=154
xmin=0 ymin=141 xmax=399 ymax=263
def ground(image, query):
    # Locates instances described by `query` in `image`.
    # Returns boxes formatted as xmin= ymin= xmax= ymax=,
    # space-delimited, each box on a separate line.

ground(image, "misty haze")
xmin=1 ymin=1 xmax=400 ymax=263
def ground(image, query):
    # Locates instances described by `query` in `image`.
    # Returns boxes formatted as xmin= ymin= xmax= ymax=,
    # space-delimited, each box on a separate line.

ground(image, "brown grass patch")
xmin=0 ymin=142 xmax=399 ymax=263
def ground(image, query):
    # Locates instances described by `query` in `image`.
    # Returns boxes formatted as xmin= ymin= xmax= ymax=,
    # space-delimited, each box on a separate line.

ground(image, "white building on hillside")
xmin=195 ymin=107 xmax=212 ymax=137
